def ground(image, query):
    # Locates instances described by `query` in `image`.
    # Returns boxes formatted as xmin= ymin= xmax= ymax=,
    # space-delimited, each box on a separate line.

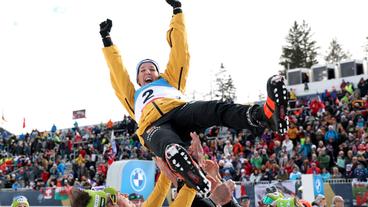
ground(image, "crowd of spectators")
xmin=205 ymin=77 xmax=368 ymax=184
xmin=0 ymin=115 xmax=144 ymax=190
xmin=1 ymin=77 xmax=368 ymax=192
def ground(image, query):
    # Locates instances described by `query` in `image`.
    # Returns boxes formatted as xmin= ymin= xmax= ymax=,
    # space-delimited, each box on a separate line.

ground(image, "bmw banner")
xmin=313 ymin=175 xmax=324 ymax=196
xmin=120 ymin=160 xmax=156 ymax=200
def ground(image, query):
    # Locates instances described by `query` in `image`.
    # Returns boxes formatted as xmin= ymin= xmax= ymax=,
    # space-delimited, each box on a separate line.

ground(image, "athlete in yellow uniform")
xmin=100 ymin=0 xmax=288 ymax=197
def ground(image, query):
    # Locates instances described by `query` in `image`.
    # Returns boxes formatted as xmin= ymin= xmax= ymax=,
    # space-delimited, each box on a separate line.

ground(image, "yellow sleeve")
xmin=161 ymin=13 xmax=190 ymax=93
xmin=141 ymin=175 xmax=196 ymax=207
xmin=102 ymin=45 xmax=136 ymax=119
xmin=142 ymin=174 xmax=172 ymax=207
xmin=170 ymin=185 xmax=196 ymax=207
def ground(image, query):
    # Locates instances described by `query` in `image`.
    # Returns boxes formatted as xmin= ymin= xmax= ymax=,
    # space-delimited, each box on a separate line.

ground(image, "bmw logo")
xmin=315 ymin=179 xmax=321 ymax=192
xmin=130 ymin=168 xmax=146 ymax=192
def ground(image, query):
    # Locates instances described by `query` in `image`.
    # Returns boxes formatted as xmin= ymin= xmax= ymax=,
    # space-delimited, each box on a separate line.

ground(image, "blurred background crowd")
xmin=0 ymin=78 xmax=368 ymax=191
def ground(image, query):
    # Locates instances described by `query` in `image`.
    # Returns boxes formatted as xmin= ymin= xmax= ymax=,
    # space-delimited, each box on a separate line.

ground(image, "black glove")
xmin=99 ymin=19 xmax=112 ymax=38
xmin=99 ymin=19 xmax=113 ymax=47
xmin=166 ymin=0 xmax=182 ymax=14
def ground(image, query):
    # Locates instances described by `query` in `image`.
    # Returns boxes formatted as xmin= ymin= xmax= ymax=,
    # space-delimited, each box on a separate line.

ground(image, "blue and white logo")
xmin=313 ymin=175 xmax=324 ymax=196
xmin=130 ymin=168 xmax=146 ymax=192
xmin=121 ymin=160 xmax=155 ymax=199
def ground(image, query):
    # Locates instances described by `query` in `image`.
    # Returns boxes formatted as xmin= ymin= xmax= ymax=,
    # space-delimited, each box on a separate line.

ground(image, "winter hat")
xmin=11 ymin=196 xmax=29 ymax=207
xmin=85 ymin=187 xmax=119 ymax=207
xmin=103 ymin=187 xmax=119 ymax=204
xmin=314 ymin=194 xmax=325 ymax=204
xmin=85 ymin=190 xmax=108 ymax=207
xmin=136 ymin=59 xmax=160 ymax=82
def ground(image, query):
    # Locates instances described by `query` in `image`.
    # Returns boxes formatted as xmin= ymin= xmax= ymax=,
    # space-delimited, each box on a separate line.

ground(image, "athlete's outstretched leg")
xmin=171 ymin=75 xmax=289 ymax=135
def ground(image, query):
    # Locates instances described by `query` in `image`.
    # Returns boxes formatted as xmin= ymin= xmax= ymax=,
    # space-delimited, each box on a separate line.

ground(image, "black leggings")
xmin=142 ymin=100 xmax=253 ymax=158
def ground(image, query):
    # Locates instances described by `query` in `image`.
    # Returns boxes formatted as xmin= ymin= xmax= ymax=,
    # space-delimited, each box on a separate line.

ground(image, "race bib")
xmin=134 ymin=79 xmax=186 ymax=122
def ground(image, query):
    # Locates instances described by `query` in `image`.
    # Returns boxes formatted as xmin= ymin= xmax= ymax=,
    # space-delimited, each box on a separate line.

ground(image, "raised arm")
xmin=161 ymin=0 xmax=190 ymax=93
xmin=100 ymin=19 xmax=136 ymax=119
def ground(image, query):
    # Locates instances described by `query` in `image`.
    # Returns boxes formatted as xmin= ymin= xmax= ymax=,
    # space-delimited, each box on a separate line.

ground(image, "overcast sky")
xmin=1 ymin=0 xmax=368 ymax=134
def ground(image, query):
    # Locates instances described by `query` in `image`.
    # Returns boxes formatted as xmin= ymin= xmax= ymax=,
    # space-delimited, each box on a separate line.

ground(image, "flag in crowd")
xmin=1 ymin=111 xmax=6 ymax=123
xmin=72 ymin=109 xmax=86 ymax=119
xmin=111 ymin=130 xmax=117 ymax=155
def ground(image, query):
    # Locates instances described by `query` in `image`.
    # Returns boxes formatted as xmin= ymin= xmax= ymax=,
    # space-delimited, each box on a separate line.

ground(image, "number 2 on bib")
xmin=142 ymin=89 xmax=154 ymax=104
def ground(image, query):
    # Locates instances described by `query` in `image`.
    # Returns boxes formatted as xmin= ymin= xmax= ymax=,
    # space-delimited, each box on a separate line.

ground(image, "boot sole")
xmin=165 ymin=145 xmax=211 ymax=197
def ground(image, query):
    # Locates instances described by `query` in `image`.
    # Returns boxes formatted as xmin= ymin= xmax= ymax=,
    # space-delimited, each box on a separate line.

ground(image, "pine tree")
xmin=325 ymin=38 xmax=350 ymax=64
xmin=300 ymin=21 xmax=319 ymax=68
xmin=213 ymin=63 xmax=236 ymax=103
xmin=280 ymin=20 xmax=319 ymax=71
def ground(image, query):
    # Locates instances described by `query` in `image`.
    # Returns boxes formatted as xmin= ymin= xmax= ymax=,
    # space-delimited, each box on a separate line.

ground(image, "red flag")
xmin=107 ymin=119 xmax=113 ymax=129
xmin=22 ymin=118 xmax=25 ymax=128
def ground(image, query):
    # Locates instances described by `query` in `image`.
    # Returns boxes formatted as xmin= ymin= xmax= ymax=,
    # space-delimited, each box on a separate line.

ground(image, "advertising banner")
xmin=313 ymin=175 xmax=324 ymax=196
xmin=120 ymin=160 xmax=156 ymax=200
xmin=352 ymin=180 xmax=368 ymax=206
xmin=254 ymin=180 xmax=296 ymax=207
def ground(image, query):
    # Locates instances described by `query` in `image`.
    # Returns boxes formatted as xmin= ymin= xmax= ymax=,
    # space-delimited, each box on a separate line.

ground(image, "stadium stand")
xmin=0 ymin=78 xmax=367 ymax=206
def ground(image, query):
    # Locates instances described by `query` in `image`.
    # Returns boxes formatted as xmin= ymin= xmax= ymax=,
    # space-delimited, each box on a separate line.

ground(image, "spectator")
xmin=275 ymin=167 xmax=289 ymax=181
xmin=243 ymin=159 xmax=253 ymax=176
xmin=223 ymin=140 xmax=233 ymax=158
xmin=260 ymin=149 xmax=269 ymax=165
xmin=300 ymin=159 xmax=310 ymax=174
xmin=289 ymin=166 xmax=302 ymax=180
xmin=312 ymin=194 xmax=326 ymax=207
xmin=232 ymin=138 xmax=243 ymax=155
xmin=309 ymin=98 xmax=325 ymax=117
xmin=320 ymin=168 xmax=331 ymax=181
xmin=249 ymin=169 xmax=262 ymax=183
xmin=307 ymin=163 xmax=321 ymax=175
xmin=353 ymin=163 xmax=368 ymax=181
xmin=331 ymin=195 xmax=344 ymax=207
xmin=335 ymin=151 xmax=345 ymax=171
xmin=317 ymin=149 xmax=330 ymax=170
xmin=287 ymin=123 xmax=299 ymax=145
xmin=331 ymin=167 xmax=343 ymax=179
xmin=300 ymin=137 xmax=312 ymax=159
xmin=324 ymin=125 xmax=339 ymax=142
xmin=260 ymin=168 xmax=275 ymax=181
xmin=250 ymin=151 xmax=263 ymax=169
xmin=282 ymin=136 xmax=294 ymax=157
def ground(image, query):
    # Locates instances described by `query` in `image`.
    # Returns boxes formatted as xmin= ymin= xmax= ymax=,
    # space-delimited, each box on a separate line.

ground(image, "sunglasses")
xmin=108 ymin=193 xmax=118 ymax=205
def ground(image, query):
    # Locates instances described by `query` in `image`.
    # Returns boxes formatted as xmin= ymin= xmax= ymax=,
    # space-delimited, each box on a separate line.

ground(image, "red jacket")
xmin=233 ymin=143 xmax=243 ymax=155
xmin=306 ymin=167 xmax=321 ymax=174
xmin=309 ymin=99 xmax=324 ymax=116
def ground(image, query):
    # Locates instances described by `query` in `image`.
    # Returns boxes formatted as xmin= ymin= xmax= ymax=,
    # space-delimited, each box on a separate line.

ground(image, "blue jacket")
xmin=324 ymin=130 xmax=338 ymax=141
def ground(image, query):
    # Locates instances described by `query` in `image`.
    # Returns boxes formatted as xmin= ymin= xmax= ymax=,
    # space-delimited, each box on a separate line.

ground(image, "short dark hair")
xmin=70 ymin=189 xmax=91 ymax=207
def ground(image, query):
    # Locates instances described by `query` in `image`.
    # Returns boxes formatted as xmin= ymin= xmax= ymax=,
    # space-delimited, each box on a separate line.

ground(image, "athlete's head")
xmin=11 ymin=196 xmax=29 ymax=207
xmin=128 ymin=193 xmax=144 ymax=207
xmin=136 ymin=59 xmax=160 ymax=86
